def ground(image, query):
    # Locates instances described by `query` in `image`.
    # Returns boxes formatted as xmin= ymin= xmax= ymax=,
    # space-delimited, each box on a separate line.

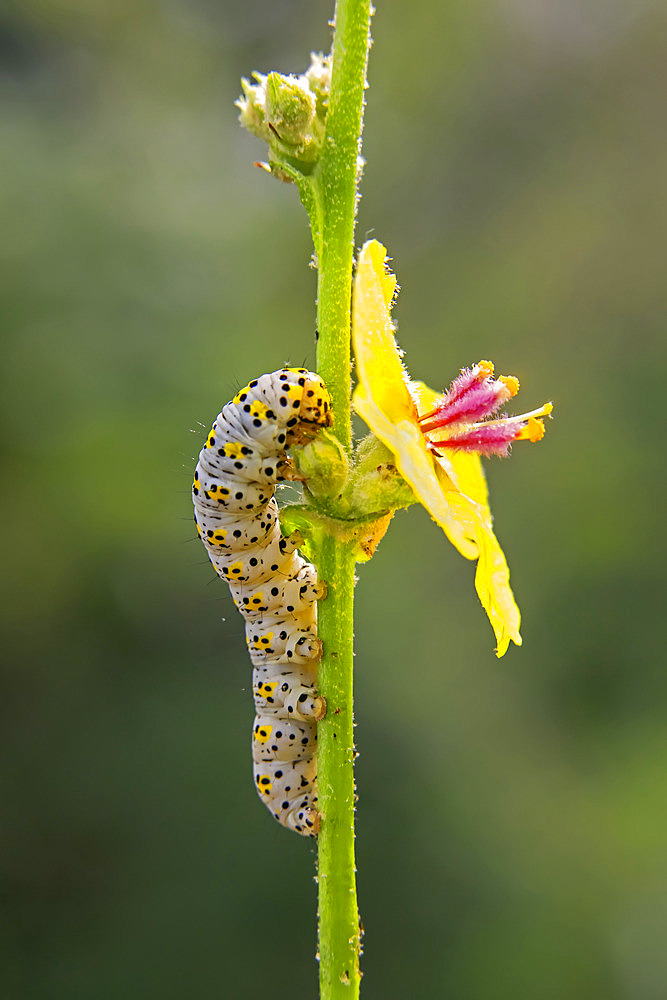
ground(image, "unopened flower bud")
xmin=265 ymin=72 xmax=316 ymax=146
xmin=237 ymin=53 xmax=331 ymax=175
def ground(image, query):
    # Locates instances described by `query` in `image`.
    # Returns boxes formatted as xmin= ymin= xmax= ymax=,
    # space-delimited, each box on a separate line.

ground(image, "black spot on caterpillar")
xmin=192 ymin=368 xmax=332 ymax=836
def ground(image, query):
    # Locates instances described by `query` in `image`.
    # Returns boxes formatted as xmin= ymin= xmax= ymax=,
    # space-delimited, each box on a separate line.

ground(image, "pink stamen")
xmin=442 ymin=363 xmax=489 ymax=405
xmin=420 ymin=380 xmax=511 ymax=432
xmin=418 ymin=365 xmax=485 ymax=424
xmin=431 ymin=421 xmax=523 ymax=458
xmin=420 ymin=358 xmax=549 ymax=460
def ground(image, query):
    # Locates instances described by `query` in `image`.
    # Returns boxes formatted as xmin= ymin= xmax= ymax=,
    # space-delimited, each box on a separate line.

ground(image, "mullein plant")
xmin=232 ymin=3 xmax=552 ymax=997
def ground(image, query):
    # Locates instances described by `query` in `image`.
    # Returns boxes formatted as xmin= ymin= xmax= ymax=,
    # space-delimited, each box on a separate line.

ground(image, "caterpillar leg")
xmin=289 ymin=803 xmax=319 ymax=836
xmin=234 ymin=563 xmax=325 ymax=616
xmin=247 ymin=624 xmax=322 ymax=665
xmin=253 ymin=757 xmax=318 ymax=837
xmin=288 ymin=633 xmax=323 ymax=664
xmin=253 ymin=669 xmax=324 ymax=722
xmin=283 ymin=687 xmax=326 ymax=722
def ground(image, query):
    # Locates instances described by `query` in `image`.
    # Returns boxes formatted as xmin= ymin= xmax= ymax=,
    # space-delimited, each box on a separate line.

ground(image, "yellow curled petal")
xmin=443 ymin=491 xmax=522 ymax=657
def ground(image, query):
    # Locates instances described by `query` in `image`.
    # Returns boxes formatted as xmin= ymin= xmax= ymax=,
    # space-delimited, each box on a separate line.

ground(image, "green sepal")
xmin=336 ymin=433 xmax=416 ymax=518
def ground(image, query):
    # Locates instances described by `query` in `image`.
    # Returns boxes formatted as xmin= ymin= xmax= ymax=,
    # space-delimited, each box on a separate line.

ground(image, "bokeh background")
xmin=2 ymin=0 xmax=665 ymax=997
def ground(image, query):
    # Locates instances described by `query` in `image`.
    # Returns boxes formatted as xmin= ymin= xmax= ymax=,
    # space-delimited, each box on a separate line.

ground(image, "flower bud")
xmin=265 ymin=72 xmax=315 ymax=145
xmin=237 ymin=53 xmax=331 ymax=174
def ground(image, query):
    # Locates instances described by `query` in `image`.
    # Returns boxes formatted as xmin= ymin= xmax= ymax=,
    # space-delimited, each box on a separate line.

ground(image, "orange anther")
xmin=477 ymin=360 xmax=495 ymax=378
xmin=515 ymin=417 xmax=545 ymax=443
xmin=499 ymin=375 xmax=520 ymax=397
xmin=527 ymin=417 xmax=545 ymax=442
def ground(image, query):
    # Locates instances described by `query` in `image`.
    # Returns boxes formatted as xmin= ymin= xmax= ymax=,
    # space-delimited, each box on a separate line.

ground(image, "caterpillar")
xmin=192 ymin=368 xmax=331 ymax=836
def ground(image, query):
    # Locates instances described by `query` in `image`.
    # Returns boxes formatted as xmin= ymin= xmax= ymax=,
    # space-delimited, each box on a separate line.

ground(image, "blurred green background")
xmin=2 ymin=0 xmax=665 ymax=997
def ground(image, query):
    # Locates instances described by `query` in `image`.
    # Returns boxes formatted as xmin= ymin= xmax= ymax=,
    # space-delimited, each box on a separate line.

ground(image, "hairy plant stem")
xmin=314 ymin=535 xmax=359 ymax=997
xmin=311 ymin=1 xmax=371 ymax=996
xmin=315 ymin=0 xmax=370 ymax=452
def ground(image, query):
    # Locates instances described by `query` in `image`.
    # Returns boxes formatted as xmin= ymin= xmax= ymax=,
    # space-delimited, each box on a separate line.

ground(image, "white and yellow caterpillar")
xmin=193 ymin=368 xmax=331 ymax=836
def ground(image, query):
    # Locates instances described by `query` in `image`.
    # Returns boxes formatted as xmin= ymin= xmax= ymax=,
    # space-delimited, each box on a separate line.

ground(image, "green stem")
xmin=315 ymin=536 xmax=359 ymax=997
xmin=316 ymin=0 xmax=371 ymax=454
xmin=309 ymin=1 xmax=371 ymax=997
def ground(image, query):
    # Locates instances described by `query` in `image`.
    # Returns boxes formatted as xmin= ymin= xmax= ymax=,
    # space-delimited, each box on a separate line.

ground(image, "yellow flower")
xmin=352 ymin=240 xmax=552 ymax=657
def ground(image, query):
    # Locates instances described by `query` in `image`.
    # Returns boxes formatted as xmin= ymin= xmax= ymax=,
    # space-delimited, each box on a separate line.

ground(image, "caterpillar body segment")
xmin=193 ymin=368 xmax=331 ymax=836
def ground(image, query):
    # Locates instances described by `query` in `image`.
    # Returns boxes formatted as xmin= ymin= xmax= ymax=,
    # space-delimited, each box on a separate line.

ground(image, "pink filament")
xmin=431 ymin=421 xmax=522 ymax=458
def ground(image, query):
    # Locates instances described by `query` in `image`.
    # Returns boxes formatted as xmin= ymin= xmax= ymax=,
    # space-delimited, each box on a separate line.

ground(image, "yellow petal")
xmin=352 ymin=240 xmax=522 ymax=655
xmin=352 ymin=242 xmax=477 ymax=558
xmin=352 ymin=241 xmax=414 ymax=423
xmin=443 ymin=491 xmax=522 ymax=656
